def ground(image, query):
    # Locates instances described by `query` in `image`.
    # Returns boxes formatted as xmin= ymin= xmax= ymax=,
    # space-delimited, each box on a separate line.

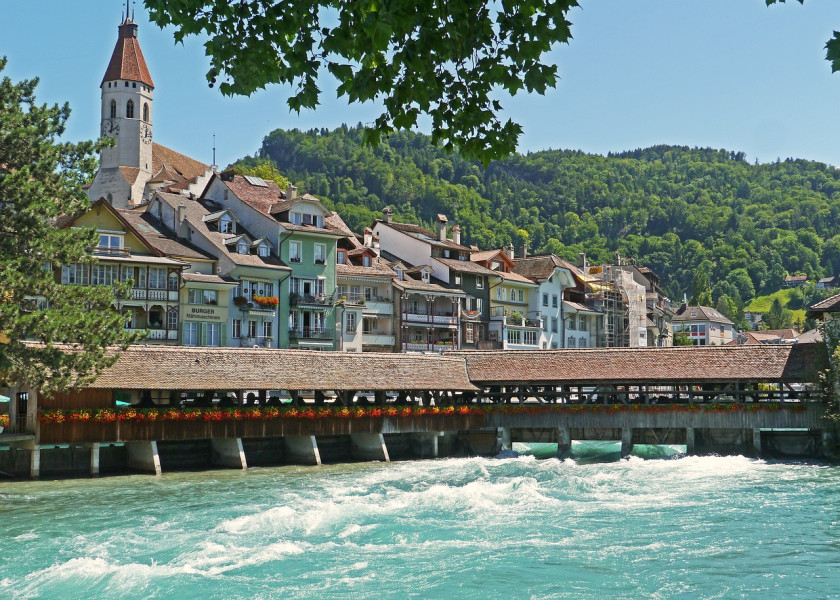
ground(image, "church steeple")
xmin=89 ymin=8 xmax=155 ymax=207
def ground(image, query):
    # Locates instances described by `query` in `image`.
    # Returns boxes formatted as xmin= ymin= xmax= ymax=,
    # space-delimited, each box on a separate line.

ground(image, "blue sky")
xmin=2 ymin=1 xmax=840 ymax=167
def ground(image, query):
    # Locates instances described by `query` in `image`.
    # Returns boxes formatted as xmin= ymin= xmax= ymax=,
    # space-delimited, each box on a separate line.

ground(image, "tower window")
xmin=110 ymin=99 xmax=116 ymax=118
xmin=126 ymin=100 xmax=134 ymax=119
xmin=132 ymin=82 xmax=136 ymax=88
xmin=143 ymin=103 xmax=149 ymax=122
xmin=124 ymin=81 xmax=129 ymax=87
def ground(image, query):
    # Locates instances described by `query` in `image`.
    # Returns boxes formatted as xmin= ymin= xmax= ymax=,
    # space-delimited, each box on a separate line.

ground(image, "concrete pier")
xmin=211 ymin=438 xmax=247 ymax=469
xmin=621 ymin=428 xmax=634 ymax=458
xmin=556 ymin=427 xmax=572 ymax=459
xmin=753 ymin=429 xmax=762 ymax=457
xmin=126 ymin=441 xmax=162 ymax=475
xmin=350 ymin=433 xmax=390 ymax=462
xmin=284 ymin=435 xmax=321 ymax=466
xmin=685 ymin=428 xmax=696 ymax=455
xmin=89 ymin=443 xmax=100 ymax=476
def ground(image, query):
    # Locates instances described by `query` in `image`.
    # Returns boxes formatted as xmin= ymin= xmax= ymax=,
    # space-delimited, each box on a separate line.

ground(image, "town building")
xmin=783 ymin=275 xmax=808 ymax=287
xmin=470 ymin=247 xmax=542 ymax=350
xmin=148 ymin=191 xmax=290 ymax=348
xmin=333 ymin=221 xmax=397 ymax=352
xmin=729 ymin=329 xmax=799 ymax=346
xmin=512 ymin=254 xmax=593 ymax=349
xmin=58 ymin=198 xmax=218 ymax=344
xmin=201 ymin=172 xmax=345 ymax=350
xmin=817 ymin=276 xmax=837 ymax=290
xmin=87 ymin=13 xmax=211 ymax=208
xmin=672 ymin=304 xmax=735 ymax=346
xmin=372 ymin=209 xmax=478 ymax=349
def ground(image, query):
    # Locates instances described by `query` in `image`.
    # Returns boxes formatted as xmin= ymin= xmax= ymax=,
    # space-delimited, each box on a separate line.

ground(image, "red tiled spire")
xmin=101 ymin=17 xmax=154 ymax=88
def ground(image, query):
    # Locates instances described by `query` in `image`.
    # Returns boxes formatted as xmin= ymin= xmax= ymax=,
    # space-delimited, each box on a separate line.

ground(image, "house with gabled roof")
xmin=149 ymin=191 xmax=291 ymax=348
xmin=672 ymin=304 xmax=735 ymax=346
xmin=470 ymin=247 xmax=541 ymax=350
xmin=58 ymin=198 xmax=219 ymax=345
xmin=372 ymin=209 xmax=493 ymax=348
xmin=513 ymin=253 xmax=590 ymax=349
xmin=201 ymin=171 xmax=346 ymax=349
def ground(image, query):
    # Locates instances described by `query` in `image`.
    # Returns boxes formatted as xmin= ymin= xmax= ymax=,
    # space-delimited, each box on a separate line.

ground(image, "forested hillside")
xmin=231 ymin=125 xmax=840 ymax=305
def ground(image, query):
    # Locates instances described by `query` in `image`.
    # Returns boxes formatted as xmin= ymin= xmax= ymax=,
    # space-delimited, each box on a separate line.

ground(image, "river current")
xmin=1 ymin=442 xmax=839 ymax=599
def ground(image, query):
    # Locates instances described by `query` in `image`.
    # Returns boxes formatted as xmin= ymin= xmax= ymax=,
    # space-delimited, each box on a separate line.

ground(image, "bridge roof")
xmin=46 ymin=345 xmax=477 ymax=392
xmin=455 ymin=344 xmax=826 ymax=385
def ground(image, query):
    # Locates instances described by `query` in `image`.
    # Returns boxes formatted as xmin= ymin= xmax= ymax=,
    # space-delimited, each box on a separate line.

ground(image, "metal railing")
xmin=289 ymin=327 xmax=334 ymax=340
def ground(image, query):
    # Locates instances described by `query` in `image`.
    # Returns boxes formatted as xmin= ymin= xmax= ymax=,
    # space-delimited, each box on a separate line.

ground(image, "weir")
xmin=0 ymin=343 xmax=833 ymax=478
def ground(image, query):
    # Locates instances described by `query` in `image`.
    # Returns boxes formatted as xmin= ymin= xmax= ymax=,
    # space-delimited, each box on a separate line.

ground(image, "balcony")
xmin=490 ymin=308 xmax=542 ymax=329
xmin=401 ymin=342 xmax=455 ymax=353
xmin=290 ymin=293 xmax=334 ymax=307
xmin=362 ymin=333 xmax=395 ymax=347
xmin=363 ymin=300 xmax=393 ymax=316
xmin=404 ymin=312 xmax=458 ymax=326
xmin=240 ymin=336 xmax=273 ymax=348
xmin=289 ymin=327 xmax=334 ymax=341
xmin=125 ymin=328 xmax=178 ymax=341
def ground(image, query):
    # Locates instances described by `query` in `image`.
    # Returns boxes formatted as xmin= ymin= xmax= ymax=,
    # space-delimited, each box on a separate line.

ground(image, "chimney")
xmin=382 ymin=206 xmax=393 ymax=224
xmin=436 ymin=214 xmax=448 ymax=242
xmin=614 ymin=251 xmax=621 ymax=266
xmin=363 ymin=227 xmax=373 ymax=247
xmin=579 ymin=252 xmax=587 ymax=270
xmin=507 ymin=242 xmax=515 ymax=259
xmin=372 ymin=234 xmax=381 ymax=256
xmin=177 ymin=204 xmax=187 ymax=239
xmin=452 ymin=224 xmax=461 ymax=246
xmin=518 ymin=242 xmax=527 ymax=259
xmin=286 ymin=184 xmax=297 ymax=201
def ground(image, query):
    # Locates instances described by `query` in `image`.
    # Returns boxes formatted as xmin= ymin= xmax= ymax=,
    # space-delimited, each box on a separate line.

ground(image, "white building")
xmin=672 ymin=305 xmax=735 ymax=346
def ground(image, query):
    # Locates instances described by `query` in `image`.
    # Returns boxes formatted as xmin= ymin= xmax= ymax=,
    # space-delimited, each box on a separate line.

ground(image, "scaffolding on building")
xmin=584 ymin=263 xmax=647 ymax=348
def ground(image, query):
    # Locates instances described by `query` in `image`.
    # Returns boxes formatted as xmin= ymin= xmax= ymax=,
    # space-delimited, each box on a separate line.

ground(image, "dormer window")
xmin=97 ymin=233 xmax=122 ymax=254
xmin=237 ymin=241 xmax=248 ymax=254
xmin=257 ymin=244 xmax=269 ymax=257
xmin=363 ymin=255 xmax=371 ymax=267
xmin=126 ymin=99 xmax=134 ymax=119
xmin=396 ymin=267 xmax=404 ymax=281
xmin=219 ymin=216 xmax=234 ymax=234
xmin=337 ymin=250 xmax=346 ymax=264
xmin=421 ymin=271 xmax=430 ymax=283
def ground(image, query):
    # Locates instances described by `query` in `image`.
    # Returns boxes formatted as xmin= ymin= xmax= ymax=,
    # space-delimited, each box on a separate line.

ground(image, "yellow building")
xmin=470 ymin=249 xmax=541 ymax=349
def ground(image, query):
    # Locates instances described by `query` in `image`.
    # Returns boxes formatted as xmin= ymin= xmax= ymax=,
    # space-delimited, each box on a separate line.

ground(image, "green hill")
xmin=231 ymin=126 xmax=840 ymax=303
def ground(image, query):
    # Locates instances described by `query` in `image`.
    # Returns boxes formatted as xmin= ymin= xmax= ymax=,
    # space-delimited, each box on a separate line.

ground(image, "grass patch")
xmin=745 ymin=288 xmax=806 ymax=323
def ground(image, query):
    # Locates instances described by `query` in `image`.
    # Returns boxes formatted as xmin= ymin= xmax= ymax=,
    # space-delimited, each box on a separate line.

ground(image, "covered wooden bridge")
xmin=1 ymin=343 xmax=830 ymax=478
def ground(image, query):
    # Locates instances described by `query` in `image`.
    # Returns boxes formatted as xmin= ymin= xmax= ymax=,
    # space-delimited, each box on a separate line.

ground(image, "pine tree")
xmin=0 ymin=58 xmax=140 ymax=394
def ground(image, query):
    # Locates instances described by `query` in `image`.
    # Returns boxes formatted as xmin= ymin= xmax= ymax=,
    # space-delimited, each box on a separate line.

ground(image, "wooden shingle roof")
xmin=455 ymin=344 xmax=826 ymax=384
xmin=101 ymin=19 xmax=154 ymax=88
xmin=81 ymin=346 xmax=478 ymax=391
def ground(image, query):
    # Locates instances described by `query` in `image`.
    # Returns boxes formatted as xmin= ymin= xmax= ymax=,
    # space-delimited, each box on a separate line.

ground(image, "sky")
xmin=2 ymin=0 xmax=840 ymax=168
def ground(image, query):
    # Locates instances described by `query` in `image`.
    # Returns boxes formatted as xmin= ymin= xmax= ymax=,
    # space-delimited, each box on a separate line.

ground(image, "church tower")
xmin=88 ymin=4 xmax=155 ymax=208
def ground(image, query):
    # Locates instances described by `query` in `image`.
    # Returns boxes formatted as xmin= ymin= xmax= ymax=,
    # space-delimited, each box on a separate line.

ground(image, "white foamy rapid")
xmin=1 ymin=451 xmax=837 ymax=599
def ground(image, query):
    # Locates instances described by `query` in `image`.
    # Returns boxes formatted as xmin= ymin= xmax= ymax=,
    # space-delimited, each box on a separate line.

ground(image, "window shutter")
xmin=199 ymin=322 xmax=207 ymax=347
xmin=220 ymin=323 xmax=227 ymax=347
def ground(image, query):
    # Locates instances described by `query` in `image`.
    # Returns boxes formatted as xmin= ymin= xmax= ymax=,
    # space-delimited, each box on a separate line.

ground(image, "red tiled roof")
xmin=673 ymin=305 xmax=734 ymax=326
xmin=456 ymin=344 xmax=826 ymax=384
xmin=101 ymin=19 xmax=154 ymax=88
xmin=512 ymin=254 xmax=583 ymax=281
xmin=118 ymin=166 xmax=142 ymax=185
xmin=152 ymin=144 xmax=208 ymax=183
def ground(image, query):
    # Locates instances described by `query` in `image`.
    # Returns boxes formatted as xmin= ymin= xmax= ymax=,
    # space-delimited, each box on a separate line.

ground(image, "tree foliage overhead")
xmin=148 ymin=1 xmax=838 ymax=162
xmin=145 ymin=0 xmax=577 ymax=164
xmin=235 ymin=125 xmax=840 ymax=303
xmin=0 ymin=58 xmax=139 ymax=393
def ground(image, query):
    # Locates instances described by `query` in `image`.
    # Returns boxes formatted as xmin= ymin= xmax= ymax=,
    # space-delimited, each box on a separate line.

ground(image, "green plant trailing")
xmin=0 ymin=58 xmax=142 ymax=394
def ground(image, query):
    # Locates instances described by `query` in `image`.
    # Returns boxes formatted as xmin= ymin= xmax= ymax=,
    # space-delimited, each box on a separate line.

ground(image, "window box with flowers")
xmin=252 ymin=296 xmax=279 ymax=309
xmin=233 ymin=296 xmax=248 ymax=307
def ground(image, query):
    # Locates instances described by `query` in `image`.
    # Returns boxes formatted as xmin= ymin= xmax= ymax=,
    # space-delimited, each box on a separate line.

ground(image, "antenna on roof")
xmin=131 ymin=0 xmax=135 ymax=20
xmin=212 ymin=133 xmax=217 ymax=170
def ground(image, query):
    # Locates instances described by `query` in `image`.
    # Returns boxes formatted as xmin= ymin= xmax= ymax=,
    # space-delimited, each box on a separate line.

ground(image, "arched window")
xmin=110 ymin=99 xmax=116 ymax=118
xmin=168 ymin=272 xmax=179 ymax=291
xmin=143 ymin=102 xmax=149 ymax=122
xmin=126 ymin=100 xmax=134 ymax=119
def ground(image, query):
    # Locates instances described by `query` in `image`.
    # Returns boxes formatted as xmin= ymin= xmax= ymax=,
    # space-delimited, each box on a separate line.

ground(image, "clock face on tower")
xmin=140 ymin=123 xmax=152 ymax=144
xmin=101 ymin=119 xmax=119 ymax=137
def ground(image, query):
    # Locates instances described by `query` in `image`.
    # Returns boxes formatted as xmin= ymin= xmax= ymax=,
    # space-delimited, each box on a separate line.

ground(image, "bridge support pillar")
xmin=89 ymin=443 xmax=100 ymax=476
xmin=685 ymin=428 xmax=696 ymax=455
xmin=499 ymin=428 xmax=512 ymax=452
xmin=284 ymin=436 xmax=321 ymax=466
xmin=556 ymin=428 xmax=572 ymax=459
xmin=350 ymin=434 xmax=390 ymax=462
xmin=413 ymin=432 xmax=442 ymax=458
xmin=621 ymin=428 xmax=634 ymax=458
xmin=211 ymin=438 xmax=247 ymax=469
xmin=126 ymin=441 xmax=162 ymax=475
xmin=752 ymin=429 xmax=762 ymax=458
xmin=823 ymin=430 xmax=837 ymax=459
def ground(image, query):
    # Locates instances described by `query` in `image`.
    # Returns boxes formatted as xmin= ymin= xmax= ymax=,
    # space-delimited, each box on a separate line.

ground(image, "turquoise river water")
xmin=2 ymin=442 xmax=840 ymax=599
